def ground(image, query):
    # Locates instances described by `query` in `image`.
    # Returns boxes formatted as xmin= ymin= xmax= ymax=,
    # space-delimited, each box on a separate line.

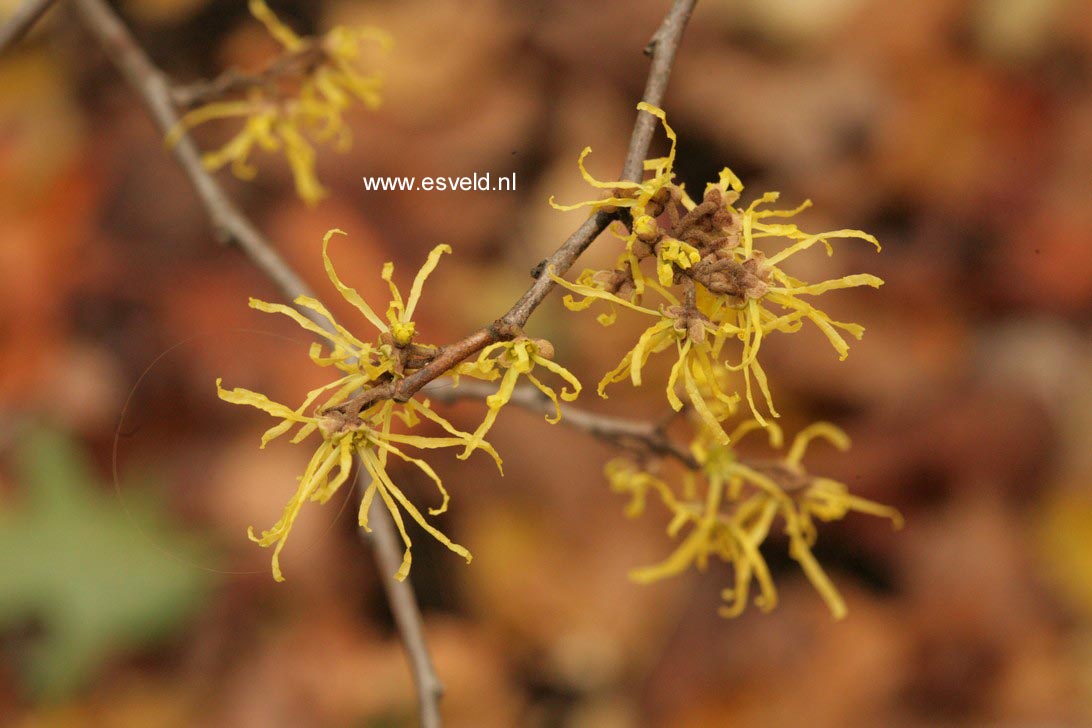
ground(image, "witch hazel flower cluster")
xmin=217 ymin=231 xmax=578 ymax=582
xmin=219 ymin=100 xmax=899 ymax=619
xmin=550 ymin=103 xmax=900 ymax=618
xmin=170 ymin=0 xmax=390 ymax=205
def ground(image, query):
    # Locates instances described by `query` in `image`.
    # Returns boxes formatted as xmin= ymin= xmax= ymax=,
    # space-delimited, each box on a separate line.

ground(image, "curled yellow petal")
xmin=216 ymin=378 xmax=309 ymax=425
xmin=248 ymin=0 xmax=304 ymax=50
xmin=321 ymin=229 xmax=388 ymax=332
xmin=404 ymin=244 xmax=452 ymax=322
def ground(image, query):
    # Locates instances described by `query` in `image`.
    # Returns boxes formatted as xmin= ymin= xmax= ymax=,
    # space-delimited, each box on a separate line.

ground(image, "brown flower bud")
xmin=688 ymin=319 xmax=707 ymax=344
xmin=532 ymin=338 xmax=555 ymax=359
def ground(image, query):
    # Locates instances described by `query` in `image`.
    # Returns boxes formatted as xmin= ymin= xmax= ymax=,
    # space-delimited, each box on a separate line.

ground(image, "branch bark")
xmin=0 ymin=0 xmax=59 ymax=55
xmin=425 ymin=379 xmax=700 ymax=469
xmin=423 ymin=381 xmax=813 ymax=493
xmin=357 ymin=471 xmax=444 ymax=727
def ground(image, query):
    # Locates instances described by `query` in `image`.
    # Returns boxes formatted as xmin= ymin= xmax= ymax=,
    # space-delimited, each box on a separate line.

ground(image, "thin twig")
xmin=70 ymin=1 xmax=444 ymax=723
xmin=357 ymin=472 xmax=444 ymax=727
xmin=423 ymin=381 xmax=812 ymax=493
xmin=623 ymin=0 xmax=698 ymax=182
xmin=170 ymin=43 xmax=326 ymax=109
xmin=0 ymin=0 xmax=59 ymax=55
xmin=425 ymin=379 xmax=700 ymax=469
xmin=171 ymin=67 xmax=261 ymax=109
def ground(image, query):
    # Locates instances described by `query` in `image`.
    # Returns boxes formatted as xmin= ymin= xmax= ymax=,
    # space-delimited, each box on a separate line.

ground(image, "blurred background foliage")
xmin=0 ymin=0 xmax=1090 ymax=725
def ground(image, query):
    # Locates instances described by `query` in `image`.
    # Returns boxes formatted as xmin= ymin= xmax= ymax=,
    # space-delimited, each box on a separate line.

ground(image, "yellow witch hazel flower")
xmin=550 ymin=269 xmax=739 ymax=445
xmin=609 ymin=421 xmax=902 ymax=619
xmin=217 ymin=229 xmax=500 ymax=582
xmin=168 ymin=0 xmax=390 ymax=205
xmin=550 ymin=103 xmax=883 ymax=429
xmin=455 ymin=336 xmax=582 ymax=458
xmin=549 ymin=102 xmax=678 ymax=217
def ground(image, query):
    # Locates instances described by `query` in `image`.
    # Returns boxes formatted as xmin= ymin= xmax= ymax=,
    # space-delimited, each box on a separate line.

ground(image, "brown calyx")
xmin=664 ymin=303 xmax=712 ymax=345
xmin=669 ymin=188 xmax=741 ymax=256
xmin=592 ymin=268 xmax=638 ymax=300
xmin=690 ymin=251 xmax=770 ymax=301
xmin=378 ymin=332 xmax=441 ymax=376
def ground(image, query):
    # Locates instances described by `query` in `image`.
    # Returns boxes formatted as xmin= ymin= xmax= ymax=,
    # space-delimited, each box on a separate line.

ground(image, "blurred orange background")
xmin=1 ymin=0 xmax=1091 ymax=726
